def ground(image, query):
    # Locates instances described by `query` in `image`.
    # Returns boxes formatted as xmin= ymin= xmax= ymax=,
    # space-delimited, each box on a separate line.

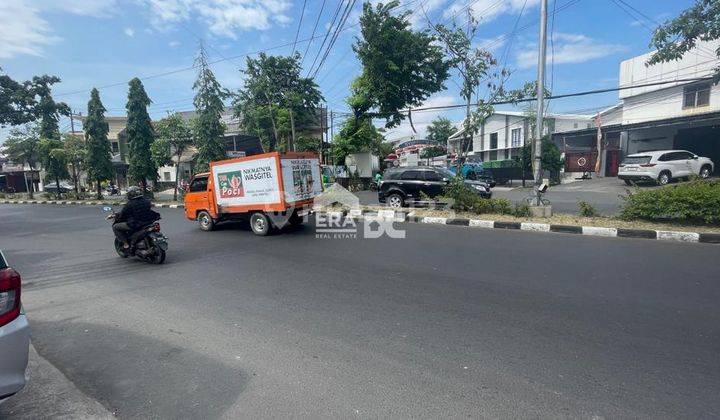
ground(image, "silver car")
xmin=0 ymin=250 xmax=29 ymax=403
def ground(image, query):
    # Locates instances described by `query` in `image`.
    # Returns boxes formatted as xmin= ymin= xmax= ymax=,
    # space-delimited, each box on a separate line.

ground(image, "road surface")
xmin=1 ymin=204 xmax=719 ymax=418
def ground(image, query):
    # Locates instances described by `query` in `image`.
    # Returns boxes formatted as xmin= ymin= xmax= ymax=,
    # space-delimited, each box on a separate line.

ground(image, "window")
xmin=511 ymin=128 xmax=522 ymax=148
xmin=673 ymin=151 xmax=694 ymax=160
xmin=111 ymin=142 xmax=119 ymax=153
xmin=489 ymin=150 xmax=498 ymax=161
xmin=189 ymin=177 xmax=208 ymax=192
xmin=400 ymin=170 xmax=423 ymax=180
xmin=683 ymin=83 xmax=711 ymax=108
xmin=423 ymin=170 xmax=442 ymax=181
xmin=621 ymin=156 xmax=651 ymax=165
xmin=163 ymin=172 xmax=172 ymax=181
xmin=490 ymin=133 xmax=498 ymax=150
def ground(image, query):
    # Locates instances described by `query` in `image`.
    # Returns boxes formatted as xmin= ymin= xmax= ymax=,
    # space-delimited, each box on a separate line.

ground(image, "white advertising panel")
xmin=212 ymin=157 xmax=281 ymax=207
xmin=281 ymin=158 xmax=323 ymax=203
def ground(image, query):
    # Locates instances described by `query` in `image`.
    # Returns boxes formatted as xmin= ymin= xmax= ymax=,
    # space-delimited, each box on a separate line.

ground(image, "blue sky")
xmin=0 ymin=0 xmax=699 ymax=142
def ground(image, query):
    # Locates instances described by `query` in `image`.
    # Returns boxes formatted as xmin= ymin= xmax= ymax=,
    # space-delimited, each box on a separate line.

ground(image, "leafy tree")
xmin=420 ymin=145 xmax=446 ymax=159
xmin=234 ymin=52 xmax=323 ymax=152
xmin=84 ymin=88 xmax=114 ymax=199
xmin=152 ymin=113 xmax=193 ymax=200
xmin=62 ymin=133 xmax=87 ymax=194
xmin=38 ymin=138 xmax=69 ymax=199
xmin=126 ymin=78 xmax=156 ymax=189
xmin=516 ymin=135 xmax=563 ymax=181
xmin=647 ymin=0 xmax=720 ymax=80
xmin=29 ymin=75 xmax=70 ymax=139
xmin=0 ymin=70 xmax=36 ymax=127
xmin=375 ymin=139 xmax=395 ymax=161
xmin=426 ymin=117 xmax=455 ymax=146
xmin=3 ymin=124 xmax=41 ymax=197
xmin=194 ymin=46 xmax=228 ymax=172
xmin=353 ymin=1 xmax=449 ymax=128
xmin=331 ymin=116 xmax=384 ymax=164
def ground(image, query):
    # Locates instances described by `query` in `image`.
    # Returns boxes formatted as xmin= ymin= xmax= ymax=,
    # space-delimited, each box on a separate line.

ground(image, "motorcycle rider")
xmin=111 ymin=186 xmax=159 ymax=249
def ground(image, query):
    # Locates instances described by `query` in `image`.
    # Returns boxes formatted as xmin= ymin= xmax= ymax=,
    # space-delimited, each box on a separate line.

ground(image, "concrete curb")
xmin=3 ymin=200 xmax=716 ymax=245
xmin=357 ymin=210 xmax=717 ymax=245
xmin=1 ymin=199 xmax=184 ymax=209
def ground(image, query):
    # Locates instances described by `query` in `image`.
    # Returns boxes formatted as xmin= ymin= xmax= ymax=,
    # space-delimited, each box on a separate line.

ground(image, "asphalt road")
xmin=1 ymin=204 xmax=719 ymax=418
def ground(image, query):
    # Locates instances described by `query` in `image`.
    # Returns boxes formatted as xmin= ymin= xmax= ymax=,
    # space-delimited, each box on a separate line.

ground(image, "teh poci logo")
xmin=218 ymin=171 xmax=245 ymax=198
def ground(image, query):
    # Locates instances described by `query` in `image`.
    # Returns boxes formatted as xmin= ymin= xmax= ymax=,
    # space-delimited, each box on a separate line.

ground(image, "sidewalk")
xmin=0 ymin=345 xmax=113 ymax=419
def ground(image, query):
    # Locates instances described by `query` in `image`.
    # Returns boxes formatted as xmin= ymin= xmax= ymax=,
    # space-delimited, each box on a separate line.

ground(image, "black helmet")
xmin=126 ymin=186 xmax=143 ymax=199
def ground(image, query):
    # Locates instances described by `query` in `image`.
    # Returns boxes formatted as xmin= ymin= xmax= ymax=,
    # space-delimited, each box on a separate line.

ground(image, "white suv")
xmin=618 ymin=150 xmax=714 ymax=185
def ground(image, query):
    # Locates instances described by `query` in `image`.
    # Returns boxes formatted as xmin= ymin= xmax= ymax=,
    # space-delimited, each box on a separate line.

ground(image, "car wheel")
xmin=623 ymin=179 xmax=632 ymax=186
xmin=700 ymin=165 xmax=711 ymax=179
xmin=657 ymin=172 xmax=670 ymax=186
xmin=387 ymin=194 xmax=404 ymax=208
xmin=250 ymin=212 xmax=271 ymax=236
xmin=197 ymin=211 xmax=215 ymax=231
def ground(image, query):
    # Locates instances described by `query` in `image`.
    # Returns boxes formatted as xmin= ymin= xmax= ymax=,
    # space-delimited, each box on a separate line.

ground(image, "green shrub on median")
xmin=442 ymin=177 xmax=516 ymax=216
xmin=620 ymin=179 xmax=720 ymax=224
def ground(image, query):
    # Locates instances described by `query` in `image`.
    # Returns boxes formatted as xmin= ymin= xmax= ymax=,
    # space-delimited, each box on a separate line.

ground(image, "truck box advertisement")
xmin=281 ymin=158 xmax=322 ymax=203
xmin=212 ymin=156 xmax=281 ymax=207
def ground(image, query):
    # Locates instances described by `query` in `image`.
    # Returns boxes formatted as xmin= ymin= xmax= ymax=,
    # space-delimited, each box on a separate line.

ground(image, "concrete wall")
xmin=621 ymin=83 xmax=720 ymax=125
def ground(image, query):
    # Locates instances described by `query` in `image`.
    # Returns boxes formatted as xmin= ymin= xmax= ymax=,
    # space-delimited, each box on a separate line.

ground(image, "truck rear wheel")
xmin=197 ymin=211 xmax=215 ymax=231
xmin=250 ymin=212 xmax=271 ymax=236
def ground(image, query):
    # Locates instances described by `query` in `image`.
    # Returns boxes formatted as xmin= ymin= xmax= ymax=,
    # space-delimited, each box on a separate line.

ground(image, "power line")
xmin=292 ymin=0 xmax=309 ymax=55
xmin=311 ymin=0 xmax=357 ymax=79
xmin=306 ymin=0 xmax=347 ymax=77
xmin=300 ymin=0 xmax=327 ymax=67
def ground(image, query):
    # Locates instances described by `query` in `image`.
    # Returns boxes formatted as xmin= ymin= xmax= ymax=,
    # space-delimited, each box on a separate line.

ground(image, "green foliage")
xmin=39 ymin=138 xmax=69 ymax=198
xmin=234 ymin=52 xmax=322 ymax=152
xmin=647 ymin=0 xmax=720 ymax=80
xmin=331 ymin=116 xmax=384 ymax=164
xmin=620 ymin=179 xmax=720 ymax=224
xmin=516 ymin=135 xmax=564 ymax=175
xmin=3 ymin=124 xmax=40 ymax=198
xmin=32 ymin=75 xmax=70 ymax=139
xmin=194 ymin=46 xmax=228 ymax=171
xmin=578 ymin=201 xmax=600 ymax=217
xmin=126 ymin=78 xmax=156 ymax=186
xmin=0 ymin=70 xmax=35 ymax=126
xmin=295 ymin=135 xmax=321 ymax=153
xmin=426 ymin=117 xmax=455 ymax=145
xmin=153 ymin=113 xmax=193 ymax=200
xmin=63 ymin=133 xmax=86 ymax=193
xmin=353 ymin=1 xmax=450 ymax=128
xmin=84 ymin=88 xmax=114 ymax=199
xmin=442 ymin=176 xmax=522 ymax=215
xmin=375 ymin=140 xmax=395 ymax=160
xmin=420 ymin=145 xmax=446 ymax=159
xmin=512 ymin=203 xmax=532 ymax=218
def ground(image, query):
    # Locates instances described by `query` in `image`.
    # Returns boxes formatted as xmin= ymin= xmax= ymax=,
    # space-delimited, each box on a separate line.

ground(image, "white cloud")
xmin=0 ymin=0 xmax=117 ymax=59
xmin=169 ymin=40 xmax=181 ymax=47
xmin=515 ymin=33 xmax=626 ymax=69
xmin=138 ymin=0 xmax=293 ymax=38
xmin=124 ymin=27 xmax=136 ymax=37
xmin=444 ymin=0 xmax=540 ymax=24
xmin=0 ymin=1 xmax=61 ymax=59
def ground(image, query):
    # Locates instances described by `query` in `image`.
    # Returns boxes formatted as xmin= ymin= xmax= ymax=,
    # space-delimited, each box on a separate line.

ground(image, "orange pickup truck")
xmin=184 ymin=151 xmax=322 ymax=235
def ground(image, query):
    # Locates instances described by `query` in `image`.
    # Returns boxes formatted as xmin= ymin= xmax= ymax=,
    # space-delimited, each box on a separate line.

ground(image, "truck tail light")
xmin=0 ymin=268 xmax=21 ymax=327
xmin=640 ymin=163 xmax=656 ymax=167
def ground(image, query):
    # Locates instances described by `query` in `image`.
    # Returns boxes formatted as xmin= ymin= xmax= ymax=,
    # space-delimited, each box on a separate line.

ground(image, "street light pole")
xmin=533 ymin=0 xmax=548 ymax=206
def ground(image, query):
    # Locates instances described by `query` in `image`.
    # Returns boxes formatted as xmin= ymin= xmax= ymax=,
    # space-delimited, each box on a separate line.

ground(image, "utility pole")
xmin=533 ymin=0 xmax=548 ymax=206
xmin=329 ymin=110 xmax=334 ymax=166
xmin=70 ymin=109 xmax=75 ymax=133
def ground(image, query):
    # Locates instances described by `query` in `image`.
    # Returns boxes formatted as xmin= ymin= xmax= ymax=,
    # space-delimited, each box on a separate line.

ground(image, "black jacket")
xmin=116 ymin=197 xmax=160 ymax=229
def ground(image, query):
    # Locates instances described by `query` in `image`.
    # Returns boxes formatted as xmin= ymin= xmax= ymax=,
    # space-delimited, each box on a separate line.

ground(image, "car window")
xmin=400 ymin=170 xmax=423 ymax=180
xmin=383 ymin=170 xmax=401 ymax=180
xmin=189 ymin=177 xmax=208 ymax=192
xmin=0 ymin=251 xmax=6 ymax=269
xmin=622 ymin=156 xmax=651 ymax=165
xmin=657 ymin=154 xmax=672 ymax=162
xmin=675 ymin=151 xmax=694 ymax=160
xmin=423 ymin=170 xmax=442 ymax=181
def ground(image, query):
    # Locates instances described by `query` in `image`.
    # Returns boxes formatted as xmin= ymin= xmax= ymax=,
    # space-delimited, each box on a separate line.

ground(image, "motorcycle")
xmin=104 ymin=207 xmax=168 ymax=264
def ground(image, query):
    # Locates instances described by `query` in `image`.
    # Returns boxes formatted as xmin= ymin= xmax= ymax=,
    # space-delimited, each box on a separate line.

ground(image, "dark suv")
xmin=378 ymin=166 xmax=492 ymax=207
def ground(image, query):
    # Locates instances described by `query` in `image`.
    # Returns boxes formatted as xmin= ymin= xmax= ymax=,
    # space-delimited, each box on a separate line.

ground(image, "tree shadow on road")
xmin=28 ymin=320 xmax=248 ymax=419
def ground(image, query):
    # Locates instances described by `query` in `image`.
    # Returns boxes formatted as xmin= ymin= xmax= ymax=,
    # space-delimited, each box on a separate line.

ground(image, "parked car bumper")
xmin=618 ymin=171 xmax=656 ymax=182
xmin=0 ymin=313 xmax=30 ymax=402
